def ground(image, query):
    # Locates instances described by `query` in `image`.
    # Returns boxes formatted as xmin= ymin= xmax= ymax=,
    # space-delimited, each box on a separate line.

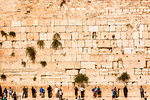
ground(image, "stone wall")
xmin=0 ymin=0 xmax=150 ymax=88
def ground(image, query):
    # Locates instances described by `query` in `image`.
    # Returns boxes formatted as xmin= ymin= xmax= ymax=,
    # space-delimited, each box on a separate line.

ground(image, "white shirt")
xmin=55 ymin=87 xmax=58 ymax=94
xmin=80 ymin=87 xmax=84 ymax=91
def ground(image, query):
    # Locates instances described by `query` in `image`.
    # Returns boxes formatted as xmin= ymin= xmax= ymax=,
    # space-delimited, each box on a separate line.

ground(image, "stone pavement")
xmin=7 ymin=96 xmax=147 ymax=100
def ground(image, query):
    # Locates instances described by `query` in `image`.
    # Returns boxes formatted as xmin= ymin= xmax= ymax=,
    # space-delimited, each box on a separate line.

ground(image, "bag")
xmin=62 ymin=92 xmax=63 ymax=95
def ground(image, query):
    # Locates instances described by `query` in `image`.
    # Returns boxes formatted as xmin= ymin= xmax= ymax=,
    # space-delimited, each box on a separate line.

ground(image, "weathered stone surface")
xmin=0 ymin=0 xmax=150 ymax=95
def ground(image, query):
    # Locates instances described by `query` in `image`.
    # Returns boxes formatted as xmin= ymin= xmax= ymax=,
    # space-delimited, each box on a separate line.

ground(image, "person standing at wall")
xmin=112 ymin=89 xmax=115 ymax=100
xmin=40 ymin=87 xmax=44 ymax=98
xmin=22 ymin=86 xmax=26 ymax=98
xmin=3 ymin=88 xmax=7 ymax=98
xmin=97 ymin=87 xmax=101 ymax=98
xmin=92 ymin=87 xmax=96 ymax=98
xmin=31 ymin=87 xmax=36 ymax=98
xmin=123 ymin=86 xmax=128 ymax=98
xmin=140 ymin=86 xmax=144 ymax=98
xmin=59 ymin=89 xmax=63 ymax=100
xmin=74 ymin=86 xmax=78 ymax=99
xmin=13 ymin=92 xmax=17 ymax=100
xmin=9 ymin=87 xmax=13 ymax=98
xmin=47 ymin=85 xmax=52 ymax=98
xmin=55 ymin=86 xmax=58 ymax=98
xmin=80 ymin=86 xmax=84 ymax=99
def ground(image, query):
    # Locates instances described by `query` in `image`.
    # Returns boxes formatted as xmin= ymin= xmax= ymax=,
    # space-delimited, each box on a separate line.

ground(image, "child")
xmin=144 ymin=92 xmax=148 ymax=100
xmin=78 ymin=95 xmax=80 ymax=100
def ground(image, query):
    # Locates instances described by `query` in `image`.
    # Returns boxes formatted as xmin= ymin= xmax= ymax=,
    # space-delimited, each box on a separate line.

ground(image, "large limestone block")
xmin=41 ymin=26 xmax=48 ymax=32
xmin=99 ymin=69 xmax=108 ymax=75
xmin=33 ymin=19 xmax=38 ymax=26
xmin=120 ymin=32 xmax=127 ymax=39
xmin=122 ymin=40 xmax=128 ymax=47
xmin=72 ymin=40 xmax=78 ymax=47
xmin=100 ymin=32 xmax=108 ymax=39
xmin=54 ymin=26 xmax=65 ymax=32
xmin=71 ymin=32 xmax=78 ymax=39
xmin=40 ymin=33 xmax=48 ymax=40
xmin=66 ymin=70 xmax=78 ymax=75
xmin=82 ymin=48 xmax=91 ymax=54
xmin=87 ymin=18 xmax=95 ymax=25
xmin=98 ymin=48 xmax=112 ymax=54
xmin=110 ymin=25 xmax=115 ymax=32
xmin=124 ymin=48 xmax=134 ymax=54
xmin=2 ymin=41 xmax=12 ymax=48
xmin=77 ymin=40 xmax=84 ymax=47
xmin=85 ymin=40 xmax=93 ymax=47
xmin=61 ymin=33 xmax=72 ymax=40
xmin=64 ymin=40 xmax=72 ymax=47
xmin=76 ymin=26 xmax=83 ymax=32
xmin=86 ymin=69 xmax=99 ymax=76
xmin=145 ymin=40 xmax=150 ymax=47
xmin=25 ymin=27 xmax=31 ymax=33
xmin=81 ymin=55 xmax=91 ymax=61
xmin=69 ymin=19 xmax=82 ymax=25
xmin=81 ymin=62 xmax=96 ymax=68
xmin=11 ymin=20 xmax=21 ymax=26
xmin=103 ymin=25 xmax=109 ymax=32
xmin=66 ymin=26 xmax=76 ymax=32
xmin=115 ymin=25 xmax=122 ymax=32
xmin=57 ymin=61 xmax=80 ymax=69
xmin=27 ymin=32 xmax=34 ymax=40
xmin=88 ymin=26 xmax=98 ymax=32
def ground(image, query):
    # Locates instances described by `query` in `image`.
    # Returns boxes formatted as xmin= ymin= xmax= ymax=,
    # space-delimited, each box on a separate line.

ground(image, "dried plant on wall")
xmin=126 ymin=24 xmax=133 ymax=29
xmin=9 ymin=31 xmax=16 ymax=37
xmin=11 ymin=52 xmax=15 ymax=57
xmin=26 ymin=46 xmax=36 ymax=63
xmin=40 ymin=61 xmax=47 ymax=67
xmin=37 ymin=40 xmax=45 ymax=49
xmin=1 ymin=74 xmax=6 ymax=80
xmin=21 ymin=61 xmax=26 ymax=67
xmin=60 ymin=0 xmax=66 ymax=7
xmin=117 ymin=72 xmax=130 ymax=84
xmin=1 ymin=30 xmax=8 ymax=39
xmin=51 ymin=33 xmax=62 ymax=50
xmin=74 ymin=73 xmax=89 ymax=84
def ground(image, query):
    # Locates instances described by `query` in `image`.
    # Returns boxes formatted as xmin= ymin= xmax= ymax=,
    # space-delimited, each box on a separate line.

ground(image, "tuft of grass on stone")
xmin=1 ymin=74 xmax=6 ymax=80
xmin=37 ymin=40 xmax=45 ymax=49
xmin=1 ymin=30 xmax=8 ymax=39
xmin=26 ymin=46 xmax=36 ymax=63
xmin=74 ymin=73 xmax=89 ymax=84
xmin=9 ymin=31 xmax=16 ymax=37
xmin=21 ymin=61 xmax=26 ymax=67
xmin=117 ymin=72 xmax=130 ymax=83
xmin=40 ymin=61 xmax=47 ymax=67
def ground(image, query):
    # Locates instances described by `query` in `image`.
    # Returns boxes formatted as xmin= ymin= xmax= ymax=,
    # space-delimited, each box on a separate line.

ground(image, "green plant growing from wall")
xmin=51 ymin=33 xmax=62 ymax=50
xmin=117 ymin=72 xmax=130 ymax=84
xmin=9 ymin=31 xmax=16 ymax=37
xmin=74 ymin=73 xmax=89 ymax=84
xmin=40 ymin=61 xmax=47 ymax=67
xmin=26 ymin=46 xmax=36 ymax=63
xmin=37 ymin=40 xmax=45 ymax=49
xmin=1 ymin=74 xmax=6 ymax=80
xmin=21 ymin=61 xmax=26 ymax=67
xmin=1 ymin=30 xmax=8 ymax=39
